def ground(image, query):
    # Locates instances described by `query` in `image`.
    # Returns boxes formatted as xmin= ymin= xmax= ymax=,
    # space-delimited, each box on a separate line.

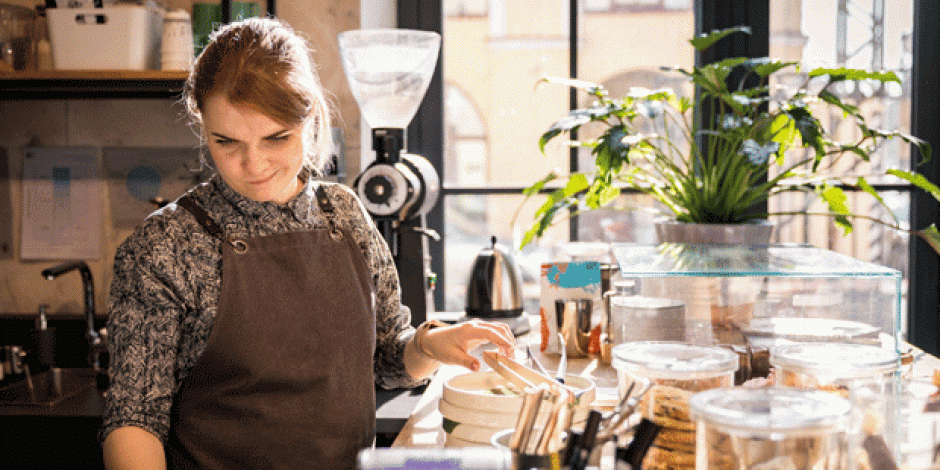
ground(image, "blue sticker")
xmin=545 ymin=261 xmax=601 ymax=289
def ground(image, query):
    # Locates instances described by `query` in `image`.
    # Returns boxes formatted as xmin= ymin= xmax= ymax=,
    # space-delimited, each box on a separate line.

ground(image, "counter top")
xmin=391 ymin=335 xmax=940 ymax=449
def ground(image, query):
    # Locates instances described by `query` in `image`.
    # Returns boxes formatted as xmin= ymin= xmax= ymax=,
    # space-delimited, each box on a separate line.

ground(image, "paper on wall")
xmin=21 ymin=147 xmax=104 ymax=260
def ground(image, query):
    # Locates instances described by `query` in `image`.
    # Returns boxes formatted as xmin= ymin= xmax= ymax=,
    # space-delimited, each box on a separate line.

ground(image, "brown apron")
xmin=165 ymin=186 xmax=377 ymax=469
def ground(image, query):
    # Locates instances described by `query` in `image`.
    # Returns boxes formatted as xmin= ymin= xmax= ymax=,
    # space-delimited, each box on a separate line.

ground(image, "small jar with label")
xmin=611 ymin=341 xmax=739 ymax=470
xmin=689 ymin=387 xmax=853 ymax=469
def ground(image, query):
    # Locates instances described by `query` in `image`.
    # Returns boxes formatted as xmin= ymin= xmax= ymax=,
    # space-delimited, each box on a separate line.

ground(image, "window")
xmin=401 ymin=0 xmax=938 ymax=353
xmin=767 ymin=0 xmax=917 ymax=324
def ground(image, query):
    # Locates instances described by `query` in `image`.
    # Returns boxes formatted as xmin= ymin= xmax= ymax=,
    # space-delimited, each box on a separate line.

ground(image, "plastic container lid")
xmin=610 ymin=296 xmax=684 ymax=311
xmin=610 ymin=341 xmax=738 ymax=380
xmin=689 ymin=387 xmax=851 ymax=435
xmin=769 ymin=342 xmax=900 ymax=379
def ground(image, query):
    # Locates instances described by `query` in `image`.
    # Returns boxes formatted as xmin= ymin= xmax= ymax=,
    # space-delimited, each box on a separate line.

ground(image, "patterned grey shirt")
xmin=102 ymin=173 xmax=423 ymax=444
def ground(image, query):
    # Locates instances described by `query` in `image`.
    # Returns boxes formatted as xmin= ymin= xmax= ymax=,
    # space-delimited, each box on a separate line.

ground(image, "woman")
xmin=101 ymin=18 xmax=515 ymax=469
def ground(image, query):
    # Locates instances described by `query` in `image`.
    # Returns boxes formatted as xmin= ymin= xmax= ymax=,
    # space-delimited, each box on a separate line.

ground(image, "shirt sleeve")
xmin=330 ymin=184 xmax=427 ymax=390
xmin=101 ymin=218 xmax=186 ymax=444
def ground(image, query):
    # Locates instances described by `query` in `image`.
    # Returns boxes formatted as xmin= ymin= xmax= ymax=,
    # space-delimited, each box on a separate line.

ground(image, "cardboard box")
xmin=538 ymin=261 xmax=603 ymax=356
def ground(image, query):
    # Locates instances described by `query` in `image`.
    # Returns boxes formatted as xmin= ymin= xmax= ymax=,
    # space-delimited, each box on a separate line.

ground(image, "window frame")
xmin=398 ymin=0 xmax=940 ymax=355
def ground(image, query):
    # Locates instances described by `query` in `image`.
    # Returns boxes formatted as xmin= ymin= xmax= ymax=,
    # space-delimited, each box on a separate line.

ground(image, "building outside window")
xmin=435 ymin=0 xmax=919 ymax=327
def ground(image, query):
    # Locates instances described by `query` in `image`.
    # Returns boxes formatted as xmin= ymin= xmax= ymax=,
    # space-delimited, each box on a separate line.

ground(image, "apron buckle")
xmin=231 ymin=239 xmax=248 ymax=253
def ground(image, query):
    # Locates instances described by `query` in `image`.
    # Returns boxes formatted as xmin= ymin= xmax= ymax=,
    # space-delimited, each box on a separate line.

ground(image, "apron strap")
xmin=177 ymin=194 xmax=245 ymax=251
xmin=177 ymin=194 xmax=227 ymax=240
xmin=315 ymin=184 xmax=344 ymax=241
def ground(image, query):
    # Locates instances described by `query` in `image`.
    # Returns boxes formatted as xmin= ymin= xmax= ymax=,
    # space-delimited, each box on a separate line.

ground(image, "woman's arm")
xmin=102 ymin=426 xmax=166 ymax=470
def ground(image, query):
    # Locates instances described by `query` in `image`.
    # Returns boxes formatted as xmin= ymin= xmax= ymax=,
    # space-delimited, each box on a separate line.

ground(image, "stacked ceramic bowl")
xmin=439 ymin=370 xmax=596 ymax=447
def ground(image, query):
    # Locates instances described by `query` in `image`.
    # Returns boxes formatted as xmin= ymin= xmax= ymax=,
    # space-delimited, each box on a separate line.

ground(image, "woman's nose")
xmin=241 ymin=145 xmax=266 ymax=173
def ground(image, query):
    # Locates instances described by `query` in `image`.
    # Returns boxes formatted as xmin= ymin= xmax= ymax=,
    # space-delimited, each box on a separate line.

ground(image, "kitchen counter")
xmin=391 ymin=335 xmax=940 ymax=450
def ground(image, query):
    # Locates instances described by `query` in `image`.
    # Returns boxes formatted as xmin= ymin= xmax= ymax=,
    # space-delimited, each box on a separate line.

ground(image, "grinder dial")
xmin=355 ymin=162 xmax=418 ymax=217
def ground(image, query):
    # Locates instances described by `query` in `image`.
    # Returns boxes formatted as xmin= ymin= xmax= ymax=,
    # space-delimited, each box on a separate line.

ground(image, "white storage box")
xmin=48 ymin=6 xmax=164 ymax=70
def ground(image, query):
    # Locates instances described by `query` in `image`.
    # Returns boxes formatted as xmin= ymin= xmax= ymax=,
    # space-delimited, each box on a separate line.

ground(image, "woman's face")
xmin=202 ymin=94 xmax=305 ymax=204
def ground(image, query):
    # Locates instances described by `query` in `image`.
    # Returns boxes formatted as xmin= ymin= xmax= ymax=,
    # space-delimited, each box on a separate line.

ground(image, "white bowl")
xmin=442 ymin=370 xmax=596 ymax=414
xmin=438 ymin=371 xmax=595 ymax=447
xmin=442 ymin=419 xmax=506 ymax=444
xmin=439 ymin=398 xmax=522 ymax=429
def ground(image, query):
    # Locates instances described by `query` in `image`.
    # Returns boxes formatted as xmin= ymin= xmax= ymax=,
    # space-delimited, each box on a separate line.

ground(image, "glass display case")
xmin=609 ymin=243 xmax=901 ymax=352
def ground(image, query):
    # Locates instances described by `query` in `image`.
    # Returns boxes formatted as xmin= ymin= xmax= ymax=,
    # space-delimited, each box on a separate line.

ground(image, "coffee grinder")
xmin=338 ymin=29 xmax=442 ymax=325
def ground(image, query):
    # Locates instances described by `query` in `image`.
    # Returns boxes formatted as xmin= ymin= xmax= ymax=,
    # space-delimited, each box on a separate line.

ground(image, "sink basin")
xmin=0 ymin=367 xmax=98 ymax=406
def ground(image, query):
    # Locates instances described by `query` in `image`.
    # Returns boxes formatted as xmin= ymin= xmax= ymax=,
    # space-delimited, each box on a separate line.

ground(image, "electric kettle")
xmin=465 ymin=236 xmax=524 ymax=318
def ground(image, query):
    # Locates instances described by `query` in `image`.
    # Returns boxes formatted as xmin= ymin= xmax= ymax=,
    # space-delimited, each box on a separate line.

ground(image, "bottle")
xmin=36 ymin=13 xmax=53 ymax=71
xmin=160 ymin=9 xmax=194 ymax=71
xmin=36 ymin=304 xmax=56 ymax=366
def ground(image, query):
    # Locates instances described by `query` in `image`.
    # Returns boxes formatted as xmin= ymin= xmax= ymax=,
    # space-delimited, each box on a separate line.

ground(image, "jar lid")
xmin=611 ymin=341 xmax=738 ymax=380
xmin=610 ymin=296 xmax=684 ymax=310
xmin=769 ymin=342 xmax=900 ymax=378
xmin=689 ymin=387 xmax=851 ymax=434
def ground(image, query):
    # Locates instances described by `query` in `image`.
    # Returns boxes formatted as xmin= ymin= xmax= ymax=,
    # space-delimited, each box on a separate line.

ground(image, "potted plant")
xmin=518 ymin=26 xmax=940 ymax=252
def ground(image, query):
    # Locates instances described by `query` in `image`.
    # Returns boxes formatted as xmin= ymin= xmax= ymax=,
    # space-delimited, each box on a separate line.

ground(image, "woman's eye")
xmin=214 ymin=139 xmax=234 ymax=145
xmin=267 ymin=134 xmax=290 ymax=142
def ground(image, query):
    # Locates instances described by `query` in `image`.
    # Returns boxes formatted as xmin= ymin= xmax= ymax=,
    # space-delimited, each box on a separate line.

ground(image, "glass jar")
xmin=611 ymin=341 xmax=738 ymax=470
xmin=770 ymin=342 xmax=900 ymax=394
xmin=770 ymin=342 xmax=902 ymax=468
xmin=689 ymin=387 xmax=853 ymax=469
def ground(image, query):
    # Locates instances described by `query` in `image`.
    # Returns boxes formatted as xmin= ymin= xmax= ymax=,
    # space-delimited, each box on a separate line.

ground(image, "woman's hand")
xmin=420 ymin=319 xmax=515 ymax=371
xmin=404 ymin=319 xmax=516 ymax=379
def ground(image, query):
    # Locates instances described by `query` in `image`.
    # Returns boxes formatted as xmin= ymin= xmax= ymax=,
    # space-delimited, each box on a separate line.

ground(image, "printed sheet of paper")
xmin=21 ymin=147 xmax=104 ymax=260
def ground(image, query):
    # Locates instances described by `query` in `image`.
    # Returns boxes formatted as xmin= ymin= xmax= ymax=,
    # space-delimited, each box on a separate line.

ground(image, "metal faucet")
xmin=41 ymin=261 xmax=104 ymax=370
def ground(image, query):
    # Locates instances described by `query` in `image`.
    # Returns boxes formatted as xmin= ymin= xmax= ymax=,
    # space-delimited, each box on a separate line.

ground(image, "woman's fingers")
xmin=424 ymin=319 xmax=518 ymax=370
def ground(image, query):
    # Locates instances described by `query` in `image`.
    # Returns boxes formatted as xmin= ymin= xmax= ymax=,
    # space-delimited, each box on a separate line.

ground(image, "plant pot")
xmin=653 ymin=219 xmax=774 ymax=346
xmin=654 ymin=219 xmax=774 ymax=245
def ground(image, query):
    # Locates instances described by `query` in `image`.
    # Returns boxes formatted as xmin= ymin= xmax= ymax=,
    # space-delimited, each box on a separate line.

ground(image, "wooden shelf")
xmin=0 ymin=70 xmax=189 ymax=99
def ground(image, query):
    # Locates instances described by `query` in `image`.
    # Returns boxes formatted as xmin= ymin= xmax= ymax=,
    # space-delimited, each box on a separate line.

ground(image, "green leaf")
xmin=539 ymin=114 xmax=592 ymax=152
xmin=689 ymin=26 xmax=750 ymax=51
xmin=786 ymin=107 xmax=825 ymax=158
xmin=819 ymin=184 xmax=854 ymax=234
xmin=768 ymin=113 xmax=798 ymax=156
xmin=809 ymin=67 xmax=900 ymax=83
xmin=917 ymin=225 xmax=940 ymax=256
xmin=857 ymin=177 xmax=899 ymax=226
xmin=818 ymin=89 xmax=860 ymax=116
xmin=522 ymin=172 xmax=558 ymax=198
xmin=749 ymin=58 xmax=797 ymax=77
xmin=888 ymin=169 xmax=940 ymax=201
xmin=564 ymin=173 xmax=591 ymax=197
xmin=442 ymin=418 xmax=459 ymax=434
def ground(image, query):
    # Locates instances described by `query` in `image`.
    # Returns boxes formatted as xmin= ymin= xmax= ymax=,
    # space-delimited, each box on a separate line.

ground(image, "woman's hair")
xmin=182 ymin=17 xmax=334 ymax=175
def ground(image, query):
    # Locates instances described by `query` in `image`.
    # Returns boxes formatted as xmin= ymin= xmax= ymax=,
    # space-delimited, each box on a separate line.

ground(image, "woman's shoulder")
xmin=317 ymin=181 xmax=369 ymax=218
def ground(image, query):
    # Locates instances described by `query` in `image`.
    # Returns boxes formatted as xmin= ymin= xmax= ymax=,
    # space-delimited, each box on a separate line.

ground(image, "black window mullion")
xmin=907 ymin=0 xmax=940 ymax=356
xmin=398 ymin=0 xmax=445 ymax=320
xmin=568 ymin=0 xmax=579 ymax=242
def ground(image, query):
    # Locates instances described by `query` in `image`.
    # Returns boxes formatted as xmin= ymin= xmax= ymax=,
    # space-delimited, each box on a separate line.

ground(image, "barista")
xmin=100 ymin=18 xmax=515 ymax=469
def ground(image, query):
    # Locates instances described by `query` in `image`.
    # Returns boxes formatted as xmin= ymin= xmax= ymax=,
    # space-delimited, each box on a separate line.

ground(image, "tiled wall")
xmin=0 ymin=0 xmax=361 ymax=316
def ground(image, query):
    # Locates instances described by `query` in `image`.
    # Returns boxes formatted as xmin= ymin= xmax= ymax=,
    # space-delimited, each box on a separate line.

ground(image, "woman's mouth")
xmin=247 ymin=173 xmax=276 ymax=185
